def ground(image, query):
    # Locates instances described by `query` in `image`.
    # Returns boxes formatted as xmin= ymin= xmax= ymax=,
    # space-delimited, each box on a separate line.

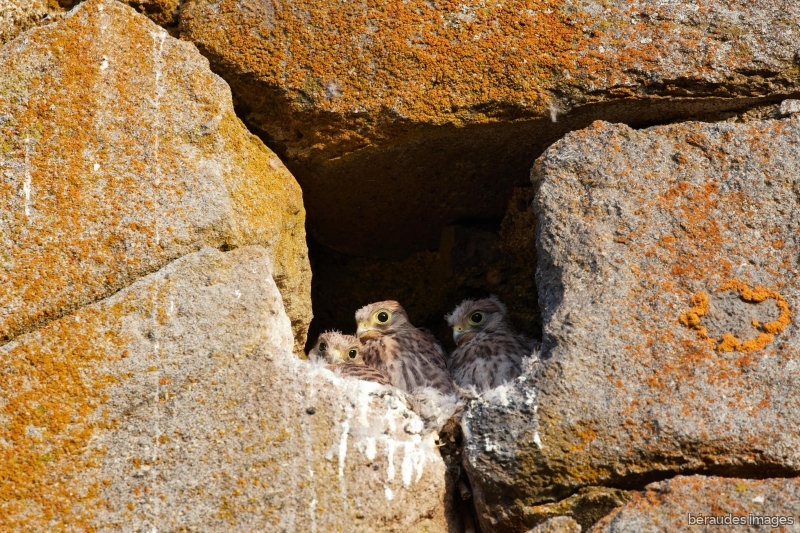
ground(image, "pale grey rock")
xmin=529 ymin=516 xmax=582 ymax=533
xmin=590 ymin=476 xmax=800 ymax=533
xmin=0 ymin=246 xmax=450 ymax=531
xmin=463 ymin=118 xmax=800 ymax=532
xmin=780 ymin=99 xmax=800 ymax=116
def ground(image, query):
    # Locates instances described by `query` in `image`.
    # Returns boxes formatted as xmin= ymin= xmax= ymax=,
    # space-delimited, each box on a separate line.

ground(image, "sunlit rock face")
xmin=0 ymin=0 xmax=311 ymax=352
xmin=0 ymin=246 xmax=450 ymax=531
xmin=591 ymin=476 xmax=800 ymax=532
xmin=463 ymin=118 xmax=800 ymax=532
xmin=180 ymin=0 xmax=800 ymax=260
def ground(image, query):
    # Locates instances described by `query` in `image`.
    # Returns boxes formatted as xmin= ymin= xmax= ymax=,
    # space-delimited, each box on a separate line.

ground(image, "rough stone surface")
xmin=0 ymin=0 xmax=312 ymax=352
xmin=529 ymin=516 xmax=582 ymax=533
xmin=523 ymin=487 xmax=633 ymax=532
xmin=780 ymin=99 xmax=800 ymax=116
xmin=462 ymin=118 xmax=800 ymax=531
xmin=0 ymin=246 xmax=450 ymax=532
xmin=180 ymin=0 xmax=800 ymax=258
xmin=591 ymin=475 xmax=800 ymax=532
xmin=0 ymin=0 xmax=62 ymax=44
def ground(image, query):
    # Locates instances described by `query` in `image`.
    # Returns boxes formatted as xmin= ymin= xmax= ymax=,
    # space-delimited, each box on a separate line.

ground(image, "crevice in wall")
xmin=530 ymin=466 xmax=800 ymax=531
xmin=303 ymin=187 xmax=540 ymax=355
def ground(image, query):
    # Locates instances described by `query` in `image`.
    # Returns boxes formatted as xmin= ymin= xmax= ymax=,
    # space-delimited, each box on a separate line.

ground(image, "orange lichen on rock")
xmin=679 ymin=291 xmax=709 ymax=338
xmin=0 ymin=0 xmax=311 ymax=351
xmin=719 ymin=278 xmax=792 ymax=335
xmin=0 ymin=302 xmax=124 ymax=530
xmin=680 ymin=279 xmax=792 ymax=353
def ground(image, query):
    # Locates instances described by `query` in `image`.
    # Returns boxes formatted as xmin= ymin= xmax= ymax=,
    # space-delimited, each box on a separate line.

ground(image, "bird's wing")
xmin=414 ymin=327 xmax=448 ymax=370
xmin=327 ymin=364 xmax=392 ymax=386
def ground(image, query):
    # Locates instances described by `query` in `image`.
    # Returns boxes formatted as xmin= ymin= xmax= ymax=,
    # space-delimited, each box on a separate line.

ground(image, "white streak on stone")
xmin=356 ymin=389 xmax=372 ymax=428
xmin=23 ymin=136 xmax=31 ymax=219
xmin=386 ymin=439 xmax=397 ymax=481
xmin=384 ymin=486 xmax=394 ymax=500
xmin=534 ymin=431 xmax=544 ymax=449
xmin=401 ymin=441 xmax=415 ymax=487
xmin=338 ymin=418 xmax=350 ymax=479
xmin=414 ymin=434 xmax=430 ymax=483
xmin=364 ymin=437 xmax=376 ymax=461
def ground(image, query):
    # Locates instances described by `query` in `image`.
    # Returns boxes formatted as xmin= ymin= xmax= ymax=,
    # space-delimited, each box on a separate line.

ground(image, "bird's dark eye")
xmin=318 ymin=342 xmax=327 ymax=352
xmin=469 ymin=312 xmax=484 ymax=325
xmin=377 ymin=311 xmax=389 ymax=323
xmin=348 ymin=349 xmax=358 ymax=359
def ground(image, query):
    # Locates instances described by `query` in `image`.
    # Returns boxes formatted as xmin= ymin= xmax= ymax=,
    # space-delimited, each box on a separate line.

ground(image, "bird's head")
xmin=309 ymin=331 xmax=364 ymax=364
xmin=445 ymin=296 xmax=508 ymax=346
xmin=355 ymin=300 xmax=412 ymax=342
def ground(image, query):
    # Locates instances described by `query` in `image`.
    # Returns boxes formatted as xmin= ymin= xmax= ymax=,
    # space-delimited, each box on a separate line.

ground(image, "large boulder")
xmin=179 ymin=0 xmax=800 ymax=259
xmin=591 ymin=475 xmax=800 ymax=532
xmin=463 ymin=116 xmax=800 ymax=531
xmin=0 ymin=246 xmax=451 ymax=531
xmin=0 ymin=0 xmax=311 ymax=352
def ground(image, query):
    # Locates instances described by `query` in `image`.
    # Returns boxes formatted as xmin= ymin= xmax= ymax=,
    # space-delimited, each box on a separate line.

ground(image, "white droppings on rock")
xmin=534 ymin=432 xmax=544 ymax=449
xmin=355 ymin=387 xmax=373 ymax=428
xmin=385 ymin=439 xmax=397 ymax=481
xmin=401 ymin=440 xmax=415 ymax=487
xmin=338 ymin=413 xmax=350 ymax=479
xmin=404 ymin=417 xmax=424 ymax=434
xmin=485 ymin=438 xmax=497 ymax=453
xmin=364 ymin=437 xmax=376 ymax=461
xmin=23 ymin=136 xmax=31 ymax=219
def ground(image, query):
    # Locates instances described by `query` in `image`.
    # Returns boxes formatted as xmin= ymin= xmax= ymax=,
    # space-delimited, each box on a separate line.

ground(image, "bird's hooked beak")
xmin=357 ymin=325 xmax=380 ymax=342
xmin=328 ymin=349 xmax=344 ymax=364
xmin=453 ymin=326 xmax=475 ymax=346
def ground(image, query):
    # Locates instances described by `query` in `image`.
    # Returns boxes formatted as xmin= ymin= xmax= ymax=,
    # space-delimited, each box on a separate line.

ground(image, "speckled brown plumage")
xmin=355 ymin=300 xmax=454 ymax=395
xmin=325 ymin=363 xmax=392 ymax=386
xmin=309 ymin=330 xmax=392 ymax=385
xmin=445 ymin=296 xmax=540 ymax=392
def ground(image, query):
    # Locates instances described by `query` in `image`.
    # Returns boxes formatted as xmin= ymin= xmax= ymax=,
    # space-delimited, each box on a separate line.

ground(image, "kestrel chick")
xmin=308 ymin=330 xmax=392 ymax=386
xmin=326 ymin=363 xmax=392 ymax=386
xmin=356 ymin=300 xmax=454 ymax=395
xmin=309 ymin=330 xmax=365 ymax=364
xmin=445 ymin=296 xmax=539 ymax=392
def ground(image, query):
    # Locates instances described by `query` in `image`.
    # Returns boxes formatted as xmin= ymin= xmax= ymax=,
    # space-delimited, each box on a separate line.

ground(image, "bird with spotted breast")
xmin=445 ymin=296 xmax=540 ymax=392
xmin=308 ymin=330 xmax=392 ymax=386
xmin=355 ymin=301 xmax=454 ymax=395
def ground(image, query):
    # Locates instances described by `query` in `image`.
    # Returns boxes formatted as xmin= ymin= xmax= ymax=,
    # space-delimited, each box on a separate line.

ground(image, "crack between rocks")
xmin=0 ymin=242 xmax=236 ymax=350
xmin=531 ymin=469 xmax=800 ymax=531
xmin=547 ymin=464 xmax=800 ymax=507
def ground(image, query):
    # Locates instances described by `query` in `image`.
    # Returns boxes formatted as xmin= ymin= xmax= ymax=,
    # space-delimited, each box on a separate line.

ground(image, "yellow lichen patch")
xmin=213 ymin=111 xmax=311 ymax=352
xmin=0 ymin=300 xmax=128 ymax=530
xmin=680 ymin=279 xmax=792 ymax=353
